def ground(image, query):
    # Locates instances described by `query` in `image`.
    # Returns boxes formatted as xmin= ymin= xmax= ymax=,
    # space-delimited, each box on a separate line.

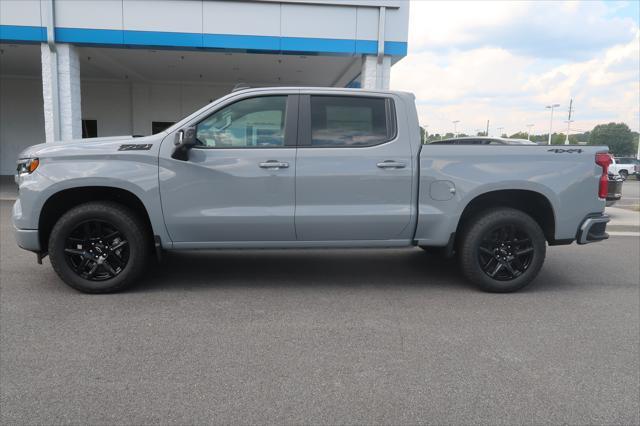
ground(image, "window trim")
xmin=298 ymin=94 xmax=398 ymax=148
xmin=191 ymin=94 xmax=298 ymax=150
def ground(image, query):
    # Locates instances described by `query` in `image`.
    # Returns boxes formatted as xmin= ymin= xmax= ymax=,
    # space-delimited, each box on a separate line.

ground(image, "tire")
xmin=458 ymin=208 xmax=546 ymax=293
xmin=619 ymin=170 xmax=628 ymax=180
xmin=48 ymin=201 xmax=150 ymax=293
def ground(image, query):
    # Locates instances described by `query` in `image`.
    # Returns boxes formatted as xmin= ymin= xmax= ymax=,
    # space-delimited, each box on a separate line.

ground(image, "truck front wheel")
xmin=48 ymin=202 xmax=149 ymax=293
xmin=459 ymin=208 xmax=546 ymax=293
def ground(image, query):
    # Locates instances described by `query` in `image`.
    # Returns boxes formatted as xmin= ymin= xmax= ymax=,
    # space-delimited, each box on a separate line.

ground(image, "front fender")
xmin=14 ymin=157 xmax=171 ymax=247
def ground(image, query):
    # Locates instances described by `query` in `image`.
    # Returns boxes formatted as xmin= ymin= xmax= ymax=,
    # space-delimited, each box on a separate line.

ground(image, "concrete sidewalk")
xmin=606 ymin=206 xmax=640 ymax=232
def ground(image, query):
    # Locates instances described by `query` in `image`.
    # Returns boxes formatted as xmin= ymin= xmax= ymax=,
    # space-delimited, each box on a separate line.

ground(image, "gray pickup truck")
xmin=13 ymin=87 xmax=612 ymax=294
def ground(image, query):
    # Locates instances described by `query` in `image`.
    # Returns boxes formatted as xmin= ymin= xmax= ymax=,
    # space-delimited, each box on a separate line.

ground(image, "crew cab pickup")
xmin=609 ymin=156 xmax=639 ymax=180
xmin=13 ymin=87 xmax=612 ymax=293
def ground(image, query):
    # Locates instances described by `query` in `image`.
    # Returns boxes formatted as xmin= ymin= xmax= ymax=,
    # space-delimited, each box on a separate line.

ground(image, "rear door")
xmin=294 ymin=93 xmax=413 ymax=241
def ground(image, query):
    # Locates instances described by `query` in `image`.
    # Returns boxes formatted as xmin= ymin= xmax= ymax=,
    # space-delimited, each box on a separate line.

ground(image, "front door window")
xmin=196 ymin=96 xmax=287 ymax=148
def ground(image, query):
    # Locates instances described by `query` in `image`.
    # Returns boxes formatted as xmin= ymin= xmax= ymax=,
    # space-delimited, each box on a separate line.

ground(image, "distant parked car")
xmin=609 ymin=157 xmax=639 ymax=180
xmin=606 ymin=173 xmax=624 ymax=207
xmin=430 ymin=136 xmax=537 ymax=145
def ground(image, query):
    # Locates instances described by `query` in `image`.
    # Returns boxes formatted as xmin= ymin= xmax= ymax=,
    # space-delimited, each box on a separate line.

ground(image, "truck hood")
xmin=18 ymin=134 xmax=161 ymax=159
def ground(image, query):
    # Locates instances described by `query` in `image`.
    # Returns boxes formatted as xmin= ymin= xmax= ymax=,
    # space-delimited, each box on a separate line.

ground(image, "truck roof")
xmin=229 ymin=86 xmax=413 ymax=97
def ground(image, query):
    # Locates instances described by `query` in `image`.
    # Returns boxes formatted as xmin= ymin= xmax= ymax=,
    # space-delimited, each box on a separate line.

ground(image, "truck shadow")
xmin=133 ymin=248 xmax=469 ymax=293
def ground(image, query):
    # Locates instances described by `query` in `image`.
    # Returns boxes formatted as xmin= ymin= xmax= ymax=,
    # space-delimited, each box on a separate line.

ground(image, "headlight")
xmin=16 ymin=158 xmax=39 ymax=175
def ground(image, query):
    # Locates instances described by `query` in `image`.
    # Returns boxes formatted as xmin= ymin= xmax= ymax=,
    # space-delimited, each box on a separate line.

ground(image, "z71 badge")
xmin=547 ymin=148 xmax=583 ymax=153
xmin=118 ymin=144 xmax=153 ymax=151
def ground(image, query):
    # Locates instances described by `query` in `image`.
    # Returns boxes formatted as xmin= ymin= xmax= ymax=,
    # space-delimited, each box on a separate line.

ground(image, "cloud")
xmin=408 ymin=1 xmax=638 ymax=60
xmin=391 ymin=0 xmax=640 ymax=135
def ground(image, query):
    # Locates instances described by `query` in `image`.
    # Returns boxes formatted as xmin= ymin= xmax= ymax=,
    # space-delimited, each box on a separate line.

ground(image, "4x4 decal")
xmin=548 ymin=148 xmax=583 ymax=153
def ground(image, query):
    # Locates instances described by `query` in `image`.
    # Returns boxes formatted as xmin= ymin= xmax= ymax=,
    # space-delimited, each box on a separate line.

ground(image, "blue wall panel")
xmin=55 ymin=27 xmax=123 ymax=45
xmin=0 ymin=25 xmax=46 ymax=42
xmin=123 ymin=30 xmax=202 ymax=48
xmin=203 ymin=34 xmax=280 ymax=51
xmin=0 ymin=24 xmax=407 ymax=57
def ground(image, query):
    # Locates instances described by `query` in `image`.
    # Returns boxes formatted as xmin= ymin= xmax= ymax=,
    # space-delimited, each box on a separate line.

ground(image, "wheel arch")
xmin=38 ymin=186 xmax=155 ymax=251
xmin=455 ymin=189 xmax=557 ymax=244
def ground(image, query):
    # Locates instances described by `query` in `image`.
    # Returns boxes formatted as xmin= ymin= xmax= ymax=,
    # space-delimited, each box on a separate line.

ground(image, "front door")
xmin=295 ymin=94 xmax=413 ymax=241
xmin=159 ymin=95 xmax=298 ymax=244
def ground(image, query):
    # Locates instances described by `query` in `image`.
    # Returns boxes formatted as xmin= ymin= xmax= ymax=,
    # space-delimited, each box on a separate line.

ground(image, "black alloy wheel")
xmin=49 ymin=201 xmax=149 ymax=293
xmin=63 ymin=219 xmax=129 ymax=281
xmin=459 ymin=207 xmax=546 ymax=293
xmin=477 ymin=224 xmax=534 ymax=281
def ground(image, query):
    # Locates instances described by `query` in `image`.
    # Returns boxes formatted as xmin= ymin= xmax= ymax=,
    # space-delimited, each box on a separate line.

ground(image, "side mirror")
xmin=171 ymin=126 xmax=198 ymax=160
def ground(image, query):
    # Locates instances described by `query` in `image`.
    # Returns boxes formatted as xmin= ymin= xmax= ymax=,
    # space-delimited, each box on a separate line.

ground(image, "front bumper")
xmin=577 ymin=214 xmax=610 ymax=245
xmin=14 ymin=226 xmax=40 ymax=252
xmin=12 ymin=199 xmax=40 ymax=252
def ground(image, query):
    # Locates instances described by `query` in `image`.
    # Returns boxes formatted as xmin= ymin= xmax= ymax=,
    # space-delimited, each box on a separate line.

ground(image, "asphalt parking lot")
xmin=617 ymin=178 xmax=640 ymax=210
xmin=1 ymin=199 xmax=638 ymax=425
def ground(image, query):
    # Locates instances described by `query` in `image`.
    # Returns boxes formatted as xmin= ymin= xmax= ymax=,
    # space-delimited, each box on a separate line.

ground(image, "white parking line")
xmin=608 ymin=231 xmax=640 ymax=237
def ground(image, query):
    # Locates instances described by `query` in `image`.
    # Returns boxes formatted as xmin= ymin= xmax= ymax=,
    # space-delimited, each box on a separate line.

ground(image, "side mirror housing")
xmin=171 ymin=126 xmax=198 ymax=160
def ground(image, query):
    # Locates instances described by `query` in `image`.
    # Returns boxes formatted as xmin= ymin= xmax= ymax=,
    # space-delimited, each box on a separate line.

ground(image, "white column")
xmin=361 ymin=54 xmax=391 ymax=90
xmin=41 ymin=43 xmax=82 ymax=142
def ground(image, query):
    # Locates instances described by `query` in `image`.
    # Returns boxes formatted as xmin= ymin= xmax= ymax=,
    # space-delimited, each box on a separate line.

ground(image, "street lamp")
xmin=496 ymin=127 xmax=504 ymax=137
xmin=526 ymin=124 xmax=534 ymax=140
xmin=452 ymin=120 xmax=460 ymax=137
xmin=545 ymin=104 xmax=560 ymax=145
xmin=422 ymin=124 xmax=429 ymax=144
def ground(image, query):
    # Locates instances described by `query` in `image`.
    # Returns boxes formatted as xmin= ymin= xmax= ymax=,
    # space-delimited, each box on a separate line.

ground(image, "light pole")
xmin=564 ymin=98 xmax=574 ymax=145
xmin=452 ymin=120 xmax=460 ymax=137
xmin=496 ymin=127 xmax=504 ymax=137
xmin=545 ymin=104 xmax=560 ymax=145
xmin=526 ymin=124 xmax=534 ymax=140
xmin=422 ymin=125 xmax=428 ymax=144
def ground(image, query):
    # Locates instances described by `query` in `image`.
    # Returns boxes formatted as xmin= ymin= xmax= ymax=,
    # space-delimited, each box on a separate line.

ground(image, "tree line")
xmin=420 ymin=122 xmax=639 ymax=156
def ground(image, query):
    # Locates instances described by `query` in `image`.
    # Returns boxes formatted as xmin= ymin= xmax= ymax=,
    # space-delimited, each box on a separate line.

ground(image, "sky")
xmin=390 ymin=0 xmax=640 ymax=137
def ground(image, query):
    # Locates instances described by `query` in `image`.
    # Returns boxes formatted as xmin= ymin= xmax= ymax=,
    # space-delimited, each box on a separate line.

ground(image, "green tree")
xmin=588 ymin=123 xmax=635 ymax=155
xmin=426 ymin=133 xmax=442 ymax=143
xmin=530 ymin=134 xmax=547 ymax=143
xmin=631 ymin=132 xmax=639 ymax=157
xmin=551 ymin=133 xmax=566 ymax=145
xmin=508 ymin=132 xmax=529 ymax=139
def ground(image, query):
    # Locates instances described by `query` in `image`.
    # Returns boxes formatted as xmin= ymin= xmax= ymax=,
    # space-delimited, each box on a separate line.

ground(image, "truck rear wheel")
xmin=48 ymin=202 xmax=149 ymax=293
xmin=459 ymin=208 xmax=546 ymax=293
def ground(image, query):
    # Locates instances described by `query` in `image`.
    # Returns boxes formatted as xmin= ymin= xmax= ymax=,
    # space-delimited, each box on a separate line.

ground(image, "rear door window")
xmin=309 ymin=96 xmax=395 ymax=147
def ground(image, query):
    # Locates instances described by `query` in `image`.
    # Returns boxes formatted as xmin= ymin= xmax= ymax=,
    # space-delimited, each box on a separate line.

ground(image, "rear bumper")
xmin=606 ymin=179 xmax=623 ymax=201
xmin=577 ymin=214 xmax=610 ymax=245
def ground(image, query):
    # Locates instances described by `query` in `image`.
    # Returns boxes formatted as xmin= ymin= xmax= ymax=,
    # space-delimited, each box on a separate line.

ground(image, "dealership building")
xmin=0 ymin=0 xmax=409 ymax=175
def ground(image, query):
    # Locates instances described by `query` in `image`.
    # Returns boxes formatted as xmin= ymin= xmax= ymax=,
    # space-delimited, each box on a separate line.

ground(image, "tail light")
xmin=595 ymin=152 xmax=612 ymax=199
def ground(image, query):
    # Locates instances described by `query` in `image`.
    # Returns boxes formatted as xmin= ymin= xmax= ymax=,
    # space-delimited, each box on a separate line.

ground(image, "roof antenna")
xmin=231 ymin=82 xmax=250 ymax=92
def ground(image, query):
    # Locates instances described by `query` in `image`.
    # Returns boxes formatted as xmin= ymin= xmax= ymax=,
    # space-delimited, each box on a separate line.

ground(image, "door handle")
xmin=377 ymin=160 xmax=406 ymax=169
xmin=259 ymin=160 xmax=289 ymax=169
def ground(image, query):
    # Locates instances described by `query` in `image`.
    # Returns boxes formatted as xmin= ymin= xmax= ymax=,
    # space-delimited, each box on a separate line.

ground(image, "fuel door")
xmin=429 ymin=180 xmax=456 ymax=201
